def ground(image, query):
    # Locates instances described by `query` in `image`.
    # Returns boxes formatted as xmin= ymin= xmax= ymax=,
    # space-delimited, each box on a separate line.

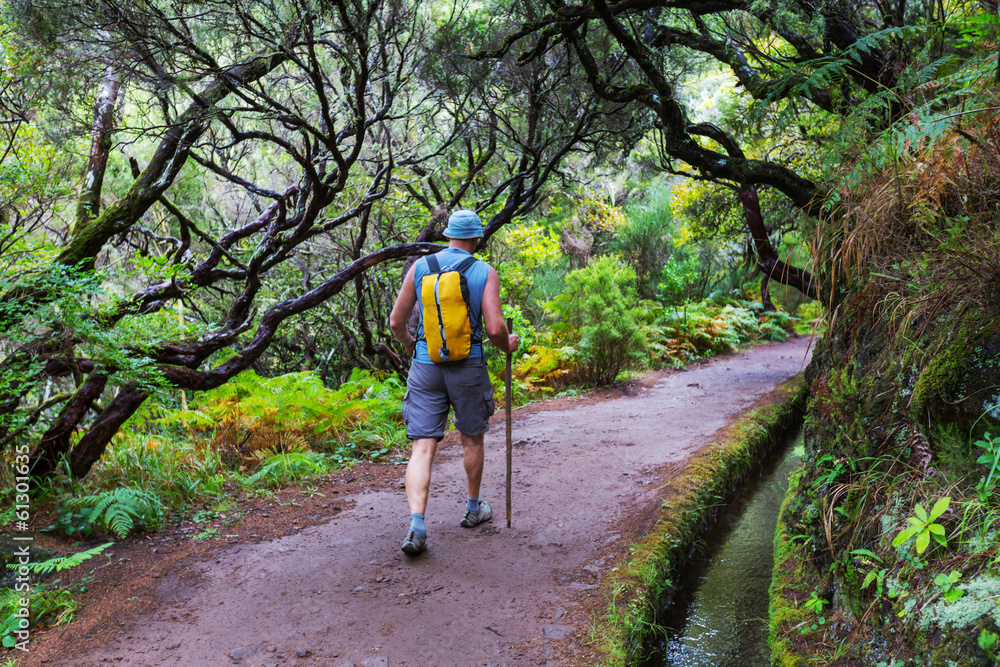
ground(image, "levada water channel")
xmin=641 ymin=430 xmax=805 ymax=667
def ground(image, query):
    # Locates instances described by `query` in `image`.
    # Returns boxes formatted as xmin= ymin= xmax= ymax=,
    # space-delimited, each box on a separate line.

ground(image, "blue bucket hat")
xmin=443 ymin=210 xmax=483 ymax=239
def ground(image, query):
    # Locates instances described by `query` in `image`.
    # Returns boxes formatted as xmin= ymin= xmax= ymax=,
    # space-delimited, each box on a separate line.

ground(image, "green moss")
xmin=785 ymin=294 xmax=1000 ymax=663
xmin=911 ymin=323 xmax=1000 ymax=435
xmin=769 ymin=467 xmax=810 ymax=667
xmin=787 ymin=121 xmax=1000 ymax=666
xmin=910 ymin=323 xmax=973 ymax=413
xmin=927 ymin=422 xmax=973 ymax=474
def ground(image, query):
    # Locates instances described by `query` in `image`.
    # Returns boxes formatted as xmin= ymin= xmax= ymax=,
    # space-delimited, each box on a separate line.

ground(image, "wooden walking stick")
xmin=505 ymin=316 xmax=513 ymax=528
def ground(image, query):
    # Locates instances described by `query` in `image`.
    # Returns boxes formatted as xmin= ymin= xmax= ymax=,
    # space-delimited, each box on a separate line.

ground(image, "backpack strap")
xmin=413 ymin=254 xmax=439 ymax=344
xmin=451 ymin=256 xmax=478 ymax=273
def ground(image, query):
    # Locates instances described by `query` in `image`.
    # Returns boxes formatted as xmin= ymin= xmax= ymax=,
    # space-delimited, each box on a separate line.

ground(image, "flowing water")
xmin=644 ymin=431 xmax=804 ymax=667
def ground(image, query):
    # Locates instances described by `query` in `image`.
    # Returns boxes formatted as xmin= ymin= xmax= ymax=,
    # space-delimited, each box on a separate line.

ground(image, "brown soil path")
xmin=41 ymin=337 xmax=812 ymax=667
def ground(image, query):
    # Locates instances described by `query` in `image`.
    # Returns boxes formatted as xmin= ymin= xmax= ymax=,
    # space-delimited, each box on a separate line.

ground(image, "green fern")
xmin=6 ymin=542 xmax=113 ymax=576
xmin=65 ymin=488 xmax=165 ymax=538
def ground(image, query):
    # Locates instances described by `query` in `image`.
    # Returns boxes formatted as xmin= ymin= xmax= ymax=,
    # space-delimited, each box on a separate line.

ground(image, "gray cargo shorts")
xmin=402 ymin=357 xmax=495 ymax=440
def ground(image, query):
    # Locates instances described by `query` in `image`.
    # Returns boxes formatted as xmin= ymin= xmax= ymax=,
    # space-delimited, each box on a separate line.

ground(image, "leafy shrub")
xmin=646 ymin=301 xmax=735 ymax=365
xmin=484 ymin=303 xmax=542 ymax=396
xmin=513 ymin=344 xmax=581 ymax=391
xmin=657 ymin=257 xmax=693 ymax=307
xmin=642 ymin=299 xmax=800 ymax=367
xmin=758 ymin=310 xmax=797 ymax=341
xmin=642 ymin=322 xmax=700 ymax=367
xmin=1 ymin=543 xmax=111 ymax=648
xmin=348 ymin=421 xmax=407 ymax=460
xmin=656 ymin=239 xmax=741 ymax=305
xmin=719 ymin=305 xmax=761 ymax=345
xmin=548 ymin=256 xmax=646 ymax=385
xmin=615 ymin=183 xmax=674 ymax=298
xmin=63 ymin=369 xmax=409 ymax=528
xmin=794 ymin=299 xmax=826 ymax=334
xmin=500 ymin=303 xmax=540 ymax=355
xmin=492 ymin=222 xmax=564 ymax=318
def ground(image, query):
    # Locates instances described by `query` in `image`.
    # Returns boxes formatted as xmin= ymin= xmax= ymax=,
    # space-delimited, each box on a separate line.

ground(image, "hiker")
xmin=389 ymin=210 xmax=519 ymax=555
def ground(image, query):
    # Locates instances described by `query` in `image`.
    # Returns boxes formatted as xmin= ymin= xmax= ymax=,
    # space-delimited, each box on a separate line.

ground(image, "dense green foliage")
xmin=1 ymin=583 xmax=78 ymax=649
xmin=59 ymin=489 xmax=164 ymax=539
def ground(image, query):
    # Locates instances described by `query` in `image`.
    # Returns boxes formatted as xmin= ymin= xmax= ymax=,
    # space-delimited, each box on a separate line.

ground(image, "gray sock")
xmin=409 ymin=513 xmax=425 ymax=538
xmin=466 ymin=497 xmax=479 ymax=513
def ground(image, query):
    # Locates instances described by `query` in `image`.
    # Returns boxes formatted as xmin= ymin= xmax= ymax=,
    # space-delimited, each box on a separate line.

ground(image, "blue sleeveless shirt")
xmin=413 ymin=248 xmax=491 ymax=365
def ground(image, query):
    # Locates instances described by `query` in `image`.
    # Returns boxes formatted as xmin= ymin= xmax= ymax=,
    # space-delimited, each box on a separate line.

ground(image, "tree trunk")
xmin=0 ymin=52 xmax=289 ymax=334
xmin=738 ymin=184 xmax=819 ymax=302
xmin=69 ymin=384 xmax=149 ymax=479
xmin=75 ymin=67 xmax=120 ymax=230
xmin=761 ymin=272 xmax=775 ymax=312
xmin=29 ymin=372 xmax=108 ymax=479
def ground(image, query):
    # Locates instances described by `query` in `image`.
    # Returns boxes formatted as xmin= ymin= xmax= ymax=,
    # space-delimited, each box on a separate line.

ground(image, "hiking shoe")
xmin=401 ymin=530 xmax=426 ymax=555
xmin=460 ymin=500 xmax=493 ymax=527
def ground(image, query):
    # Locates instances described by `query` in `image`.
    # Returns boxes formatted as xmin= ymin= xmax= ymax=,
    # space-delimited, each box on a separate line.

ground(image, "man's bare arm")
xmin=482 ymin=268 xmax=519 ymax=353
xmin=389 ymin=265 xmax=418 ymax=356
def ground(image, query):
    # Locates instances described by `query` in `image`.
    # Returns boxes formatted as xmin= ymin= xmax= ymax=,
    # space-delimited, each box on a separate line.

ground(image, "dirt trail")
xmin=51 ymin=338 xmax=812 ymax=667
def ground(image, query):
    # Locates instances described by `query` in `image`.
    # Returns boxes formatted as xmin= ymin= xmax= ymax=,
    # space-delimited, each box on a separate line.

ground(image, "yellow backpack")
xmin=419 ymin=255 xmax=480 ymax=363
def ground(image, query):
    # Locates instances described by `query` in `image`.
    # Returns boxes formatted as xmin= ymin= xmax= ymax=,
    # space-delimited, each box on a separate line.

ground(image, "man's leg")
xmin=460 ymin=431 xmax=492 ymax=526
xmin=401 ymin=437 xmax=437 ymax=554
xmin=460 ymin=432 xmax=484 ymax=499
xmin=400 ymin=361 xmax=449 ymax=554
xmin=405 ymin=437 xmax=438 ymax=516
xmin=448 ymin=359 xmax=495 ymax=527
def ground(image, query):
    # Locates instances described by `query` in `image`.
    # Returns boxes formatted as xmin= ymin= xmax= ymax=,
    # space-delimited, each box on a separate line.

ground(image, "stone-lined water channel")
xmin=644 ymin=430 xmax=804 ymax=667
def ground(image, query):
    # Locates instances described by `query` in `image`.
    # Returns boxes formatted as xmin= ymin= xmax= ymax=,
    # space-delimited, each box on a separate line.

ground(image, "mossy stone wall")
xmin=771 ymin=284 xmax=1000 ymax=666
